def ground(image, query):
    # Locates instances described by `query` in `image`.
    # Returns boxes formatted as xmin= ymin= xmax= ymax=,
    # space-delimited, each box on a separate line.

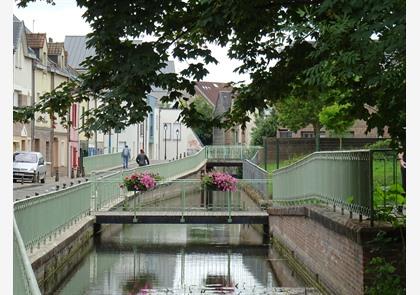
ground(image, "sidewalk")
xmin=13 ymin=159 xmax=166 ymax=191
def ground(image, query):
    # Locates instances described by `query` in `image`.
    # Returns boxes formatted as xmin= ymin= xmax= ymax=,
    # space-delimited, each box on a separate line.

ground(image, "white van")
xmin=13 ymin=152 xmax=48 ymax=183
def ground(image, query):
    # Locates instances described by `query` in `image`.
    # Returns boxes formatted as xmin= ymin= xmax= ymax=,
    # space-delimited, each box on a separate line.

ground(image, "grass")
xmin=260 ymin=154 xmax=307 ymax=173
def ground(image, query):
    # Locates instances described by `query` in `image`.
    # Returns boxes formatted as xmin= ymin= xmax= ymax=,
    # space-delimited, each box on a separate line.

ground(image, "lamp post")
xmin=176 ymin=128 xmax=179 ymax=159
xmin=163 ymin=123 xmax=167 ymax=160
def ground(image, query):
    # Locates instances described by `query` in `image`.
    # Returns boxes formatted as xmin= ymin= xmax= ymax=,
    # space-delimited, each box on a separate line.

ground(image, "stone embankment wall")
xmin=268 ymin=206 xmax=404 ymax=295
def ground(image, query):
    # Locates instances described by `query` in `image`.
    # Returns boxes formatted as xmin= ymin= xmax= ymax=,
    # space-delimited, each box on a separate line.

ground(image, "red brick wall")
xmin=263 ymin=137 xmax=382 ymax=162
xmin=268 ymin=207 xmax=404 ymax=295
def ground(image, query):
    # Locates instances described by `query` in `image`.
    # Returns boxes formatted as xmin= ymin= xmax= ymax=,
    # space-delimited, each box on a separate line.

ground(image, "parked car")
xmin=13 ymin=152 xmax=48 ymax=183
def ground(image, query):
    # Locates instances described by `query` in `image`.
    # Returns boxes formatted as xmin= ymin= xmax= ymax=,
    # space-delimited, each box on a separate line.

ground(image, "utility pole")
xmin=30 ymin=59 xmax=36 ymax=151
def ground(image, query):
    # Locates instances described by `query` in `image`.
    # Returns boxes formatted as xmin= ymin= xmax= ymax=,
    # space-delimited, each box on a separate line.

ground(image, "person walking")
xmin=121 ymin=145 xmax=131 ymax=169
xmin=136 ymin=149 xmax=150 ymax=167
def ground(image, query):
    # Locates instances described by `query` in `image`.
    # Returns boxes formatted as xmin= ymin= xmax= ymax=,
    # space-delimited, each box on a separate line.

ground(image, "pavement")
xmin=13 ymin=160 xmax=165 ymax=201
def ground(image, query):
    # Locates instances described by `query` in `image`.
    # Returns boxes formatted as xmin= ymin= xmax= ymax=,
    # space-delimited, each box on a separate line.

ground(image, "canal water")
xmin=55 ymin=222 xmax=312 ymax=294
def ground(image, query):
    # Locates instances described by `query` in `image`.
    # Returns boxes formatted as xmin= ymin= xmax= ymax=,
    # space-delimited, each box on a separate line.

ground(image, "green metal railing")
xmin=243 ymin=160 xmax=271 ymax=200
xmin=371 ymin=149 xmax=404 ymax=209
xmin=122 ymin=148 xmax=207 ymax=180
xmin=14 ymin=182 xmax=91 ymax=250
xmin=272 ymin=150 xmax=372 ymax=218
xmin=205 ymin=145 xmax=262 ymax=160
xmin=83 ymin=152 xmax=122 ymax=175
xmin=93 ymin=179 xmax=262 ymax=223
xmin=13 ymin=217 xmax=42 ymax=295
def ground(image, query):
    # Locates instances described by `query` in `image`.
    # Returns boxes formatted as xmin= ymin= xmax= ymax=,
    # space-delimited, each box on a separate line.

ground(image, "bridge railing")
xmin=242 ymin=160 xmax=271 ymax=200
xmin=14 ymin=182 xmax=92 ymax=250
xmin=91 ymin=148 xmax=207 ymax=210
xmin=83 ymin=152 xmax=122 ymax=175
xmin=205 ymin=145 xmax=262 ymax=160
xmin=272 ymin=150 xmax=372 ymax=219
xmin=13 ymin=217 xmax=42 ymax=295
xmin=93 ymin=178 xmax=263 ymax=223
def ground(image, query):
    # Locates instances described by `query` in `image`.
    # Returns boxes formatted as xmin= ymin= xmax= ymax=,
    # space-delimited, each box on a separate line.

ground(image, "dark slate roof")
xmin=194 ymin=81 xmax=232 ymax=107
xmin=13 ymin=18 xmax=24 ymax=51
xmin=64 ymin=35 xmax=95 ymax=70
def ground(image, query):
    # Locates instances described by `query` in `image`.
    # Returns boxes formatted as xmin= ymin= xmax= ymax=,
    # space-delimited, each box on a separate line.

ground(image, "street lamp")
xmin=163 ymin=123 xmax=167 ymax=160
xmin=176 ymin=128 xmax=179 ymax=159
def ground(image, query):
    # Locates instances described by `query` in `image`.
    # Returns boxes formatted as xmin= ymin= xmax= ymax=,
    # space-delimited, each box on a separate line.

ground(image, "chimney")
xmin=48 ymin=37 xmax=53 ymax=43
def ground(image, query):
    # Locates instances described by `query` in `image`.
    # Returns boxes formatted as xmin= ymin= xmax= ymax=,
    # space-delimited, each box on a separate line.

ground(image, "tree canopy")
xmin=15 ymin=0 xmax=405 ymax=150
xmin=251 ymin=110 xmax=279 ymax=146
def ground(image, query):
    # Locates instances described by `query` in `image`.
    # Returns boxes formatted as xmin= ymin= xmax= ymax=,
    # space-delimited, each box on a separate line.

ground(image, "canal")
xmin=55 ymin=222 xmax=313 ymax=294
xmin=52 ymin=179 xmax=317 ymax=294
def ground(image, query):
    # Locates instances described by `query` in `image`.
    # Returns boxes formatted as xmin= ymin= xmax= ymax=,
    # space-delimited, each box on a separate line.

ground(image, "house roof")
xmin=47 ymin=42 xmax=65 ymax=55
xmin=194 ymin=81 xmax=232 ymax=107
xmin=13 ymin=18 xmax=24 ymax=51
xmin=64 ymin=35 xmax=96 ymax=70
xmin=26 ymin=33 xmax=47 ymax=49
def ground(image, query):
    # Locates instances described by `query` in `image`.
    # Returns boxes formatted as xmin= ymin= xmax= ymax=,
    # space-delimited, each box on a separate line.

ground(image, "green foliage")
xmin=319 ymin=103 xmax=354 ymax=137
xmin=190 ymin=95 xmax=213 ymax=145
xmin=15 ymin=0 xmax=405 ymax=151
xmin=250 ymin=111 xmax=279 ymax=146
xmin=365 ymin=139 xmax=392 ymax=150
xmin=365 ymin=257 xmax=404 ymax=295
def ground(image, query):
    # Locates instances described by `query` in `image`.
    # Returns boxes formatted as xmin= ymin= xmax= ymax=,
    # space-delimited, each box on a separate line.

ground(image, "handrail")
xmin=13 ymin=217 xmax=42 ymax=295
xmin=272 ymin=149 xmax=372 ymax=217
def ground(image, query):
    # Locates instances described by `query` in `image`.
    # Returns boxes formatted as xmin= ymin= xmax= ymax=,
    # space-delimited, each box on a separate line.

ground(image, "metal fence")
xmin=206 ymin=145 xmax=262 ymax=160
xmin=13 ymin=217 xmax=42 ymax=295
xmin=243 ymin=160 xmax=271 ymax=200
xmin=14 ymin=182 xmax=92 ymax=251
xmin=93 ymin=179 xmax=262 ymax=223
xmin=371 ymin=149 xmax=404 ymax=209
xmin=83 ymin=152 xmax=122 ymax=175
xmin=272 ymin=150 xmax=372 ymax=218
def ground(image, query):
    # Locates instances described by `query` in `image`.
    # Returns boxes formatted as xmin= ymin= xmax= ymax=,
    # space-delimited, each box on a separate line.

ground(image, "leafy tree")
xmin=276 ymin=94 xmax=325 ymax=151
xmin=319 ymin=102 xmax=355 ymax=149
xmin=15 ymin=0 xmax=405 ymax=152
xmin=190 ymin=95 xmax=213 ymax=145
xmin=250 ymin=110 xmax=279 ymax=146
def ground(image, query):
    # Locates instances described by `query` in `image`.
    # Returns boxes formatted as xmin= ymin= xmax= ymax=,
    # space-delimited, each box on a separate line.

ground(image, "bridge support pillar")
xmin=93 ymin=223 xmax=102 ymax=235
xmin=263 ymin=223 xmax=270 ymax=244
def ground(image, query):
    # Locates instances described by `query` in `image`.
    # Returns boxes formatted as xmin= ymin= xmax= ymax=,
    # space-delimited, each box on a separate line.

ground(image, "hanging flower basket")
xmin=121 ymin=172 xmax=161 ymax=191
xmin=201 ymin=172 xmax=238 ymax=192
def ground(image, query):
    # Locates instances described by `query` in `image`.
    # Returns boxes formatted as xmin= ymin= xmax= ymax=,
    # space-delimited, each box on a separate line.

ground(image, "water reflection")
xmin=57 ymin=224 xmax=308 ymax=294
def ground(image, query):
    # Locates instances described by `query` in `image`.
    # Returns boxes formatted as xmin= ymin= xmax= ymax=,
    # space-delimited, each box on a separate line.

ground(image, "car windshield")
xmin=14 ymin=153 xmax=37 ymax=163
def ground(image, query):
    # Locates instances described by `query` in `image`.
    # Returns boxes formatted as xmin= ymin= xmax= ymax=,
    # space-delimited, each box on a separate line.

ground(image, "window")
xmin=18 ymin=94 xmax=27 ymax=107
xmin=301 ymin=131 xmax=314 ymax=138
xmin=278 ymin=129 xmax=292 ymax=138
xmin=13 ymin=92 xmax=19 ymax=107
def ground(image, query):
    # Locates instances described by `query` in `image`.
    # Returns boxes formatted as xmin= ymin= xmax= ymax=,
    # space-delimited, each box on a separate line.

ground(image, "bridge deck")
xmin=94 ymin=211 xmax=269 ymax=224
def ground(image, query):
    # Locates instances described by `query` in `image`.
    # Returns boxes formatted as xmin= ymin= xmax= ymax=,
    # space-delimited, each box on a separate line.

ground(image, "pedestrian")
xmin=136 ymin=149 xmax=150 ymax=167
xmin=121 ymin=145 xmax=131 ymax=169
xmin=398 ymin=152 xmax=406 ymax=194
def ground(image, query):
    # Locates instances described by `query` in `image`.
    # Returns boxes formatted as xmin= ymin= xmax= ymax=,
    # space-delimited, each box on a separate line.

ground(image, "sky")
xmin=13 ymin=0 xmax=250 ymax=84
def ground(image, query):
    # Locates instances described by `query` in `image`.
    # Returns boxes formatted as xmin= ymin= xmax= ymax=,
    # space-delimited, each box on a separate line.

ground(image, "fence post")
xmin=90 ymin=171 xmax=97 ymax=213
xmin=228 ymin=191 xmax=232 ymax=223
xmin=181 ymin=182 xmax=185 ymax=223
xmin=369 ymin=150 xmax=374 ymax=227
xmin=276 ymin=139 xmax=279 ymax=169
xmin=264 ymin=138 xmax=268 ymax=171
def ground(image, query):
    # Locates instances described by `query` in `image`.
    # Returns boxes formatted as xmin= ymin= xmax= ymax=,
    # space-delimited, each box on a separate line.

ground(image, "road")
xmin=13 ymin=161 xmax=152 ymax=202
